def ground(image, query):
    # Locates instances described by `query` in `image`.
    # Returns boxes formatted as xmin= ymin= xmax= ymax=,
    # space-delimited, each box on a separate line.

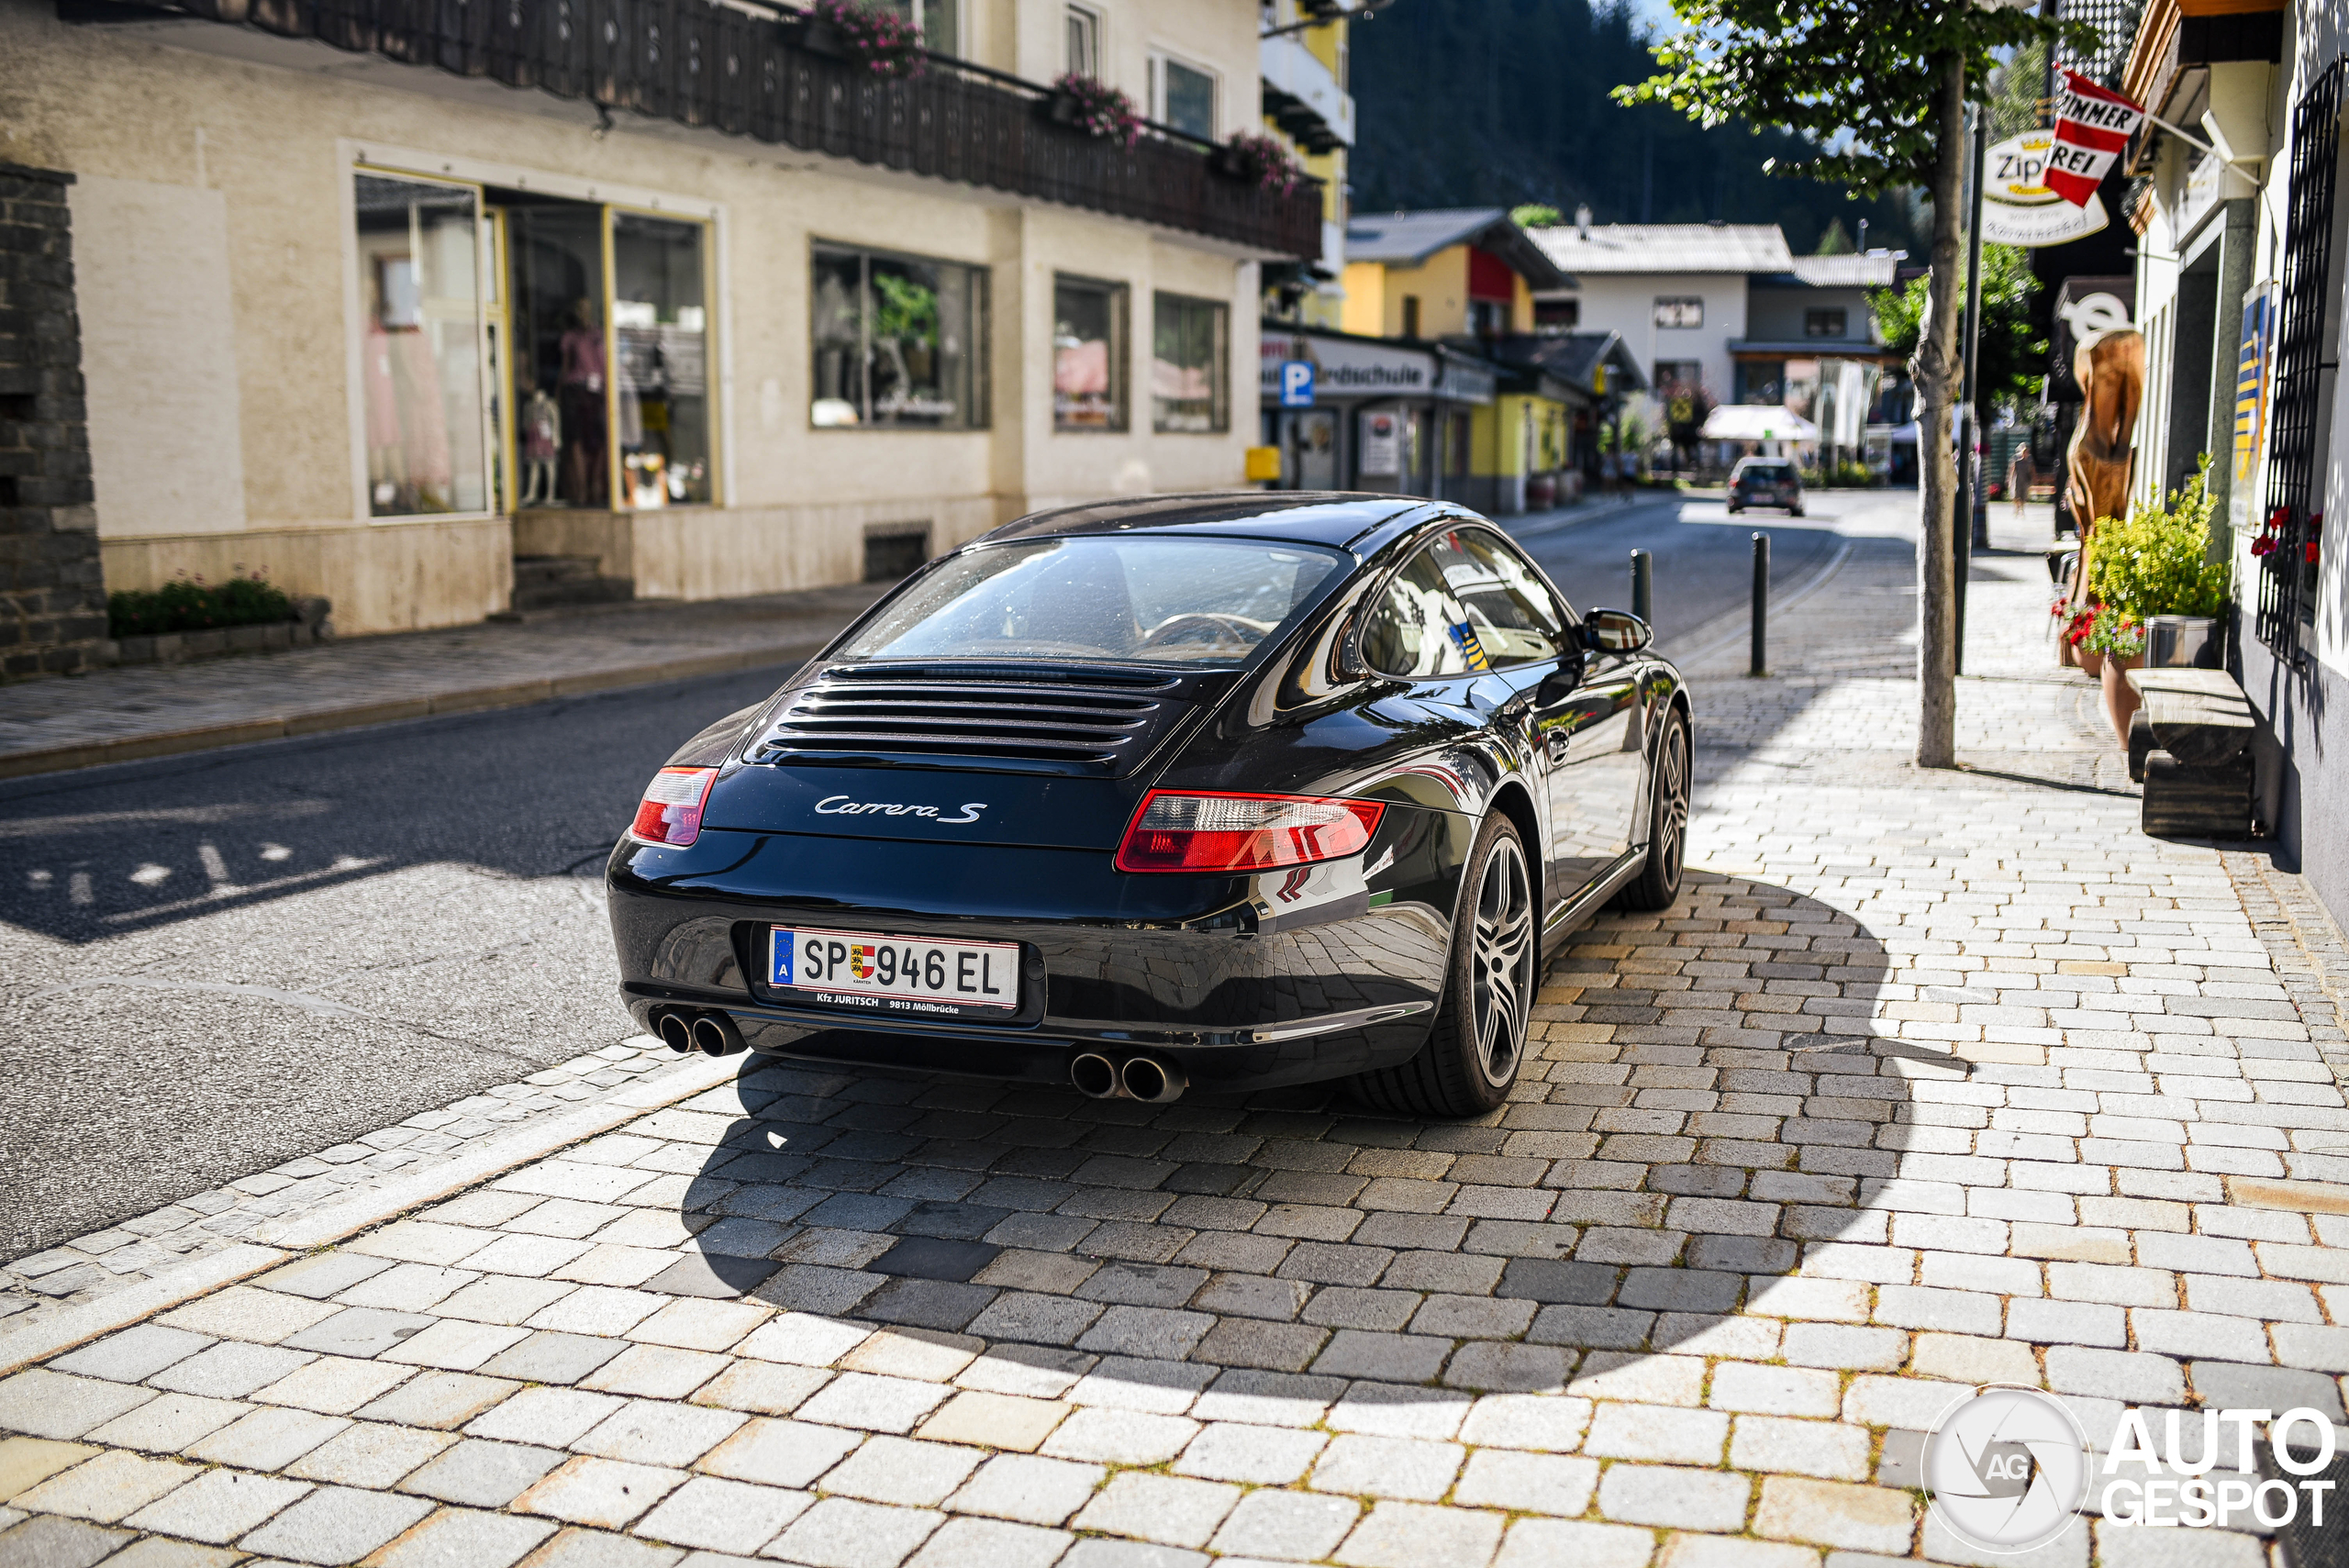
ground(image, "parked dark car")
xmin=608 ymin=495 xmax=1691 ymax=1117
xmin=1729 ymin=457 xmax=1805 ymax=516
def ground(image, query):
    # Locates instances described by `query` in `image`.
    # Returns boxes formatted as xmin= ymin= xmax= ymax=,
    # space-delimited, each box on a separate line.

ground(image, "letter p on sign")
xmin=1280 ymin=361 xmax=1316 ymax=407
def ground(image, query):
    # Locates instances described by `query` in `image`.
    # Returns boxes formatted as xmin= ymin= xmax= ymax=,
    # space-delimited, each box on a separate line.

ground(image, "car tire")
xmin=1727 ymin=504 xmax=1742 ymax=514
xmin=1614 ymin=704 xmax=1690 ymax=913
xmin=1352 ymin=812 xmax=1535 ymax=1118
xmin=1789 ymin=506 xmax=1805 ymax=517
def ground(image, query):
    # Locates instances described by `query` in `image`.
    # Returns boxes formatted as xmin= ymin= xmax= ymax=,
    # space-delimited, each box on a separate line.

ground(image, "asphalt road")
xmin=1500 ymin=486 xmax=1854 ymax=653
xmin=0 ymin=487 xmax=1903 ymax=1260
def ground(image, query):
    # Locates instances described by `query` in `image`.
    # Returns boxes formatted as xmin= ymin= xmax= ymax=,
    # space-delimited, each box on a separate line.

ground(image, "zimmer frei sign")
xmin=2045 ymin=69 xmax=2147 ymax=206
xmin=1979 ymin=130 xmax=2110 ymax=247
xmin=1925 ymin=1386 xmax=2340 ymax=1553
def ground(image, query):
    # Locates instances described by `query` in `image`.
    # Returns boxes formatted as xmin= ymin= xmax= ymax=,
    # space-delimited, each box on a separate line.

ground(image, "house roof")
xmin=1529 ymin=222 xmax=1793 ymax=276
xmin=1481 ymin=331 xmax=1649 ymax=397
xmin=1785 ymin=253 xmax=1905 ymax=287
xmin=1343 ymin=208 xmax=1575 ymax=289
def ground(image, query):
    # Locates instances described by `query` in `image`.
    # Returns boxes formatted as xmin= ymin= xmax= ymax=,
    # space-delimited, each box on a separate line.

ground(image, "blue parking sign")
xmin=1279 ymin=361 xmax=1316 ymax=407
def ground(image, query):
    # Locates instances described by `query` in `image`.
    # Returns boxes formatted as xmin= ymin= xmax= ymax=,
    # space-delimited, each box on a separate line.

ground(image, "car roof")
xmin=977 ymin=493 xmax=1432 ymax=552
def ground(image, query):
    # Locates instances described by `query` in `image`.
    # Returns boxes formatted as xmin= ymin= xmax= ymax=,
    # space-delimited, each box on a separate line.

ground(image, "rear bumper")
xmin=607 ymin=812 xmax=1468 ymax=1090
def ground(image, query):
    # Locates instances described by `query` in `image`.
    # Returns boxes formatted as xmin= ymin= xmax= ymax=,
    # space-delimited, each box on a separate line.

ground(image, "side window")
xmin=1360 ymin=548 xmax=1475 ymax=678
xmin=1430 ymin=529 xmax=1569 ymax=667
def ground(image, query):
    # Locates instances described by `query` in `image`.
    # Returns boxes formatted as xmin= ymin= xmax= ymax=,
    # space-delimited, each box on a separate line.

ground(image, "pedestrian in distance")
xmin=2009 ymin=446 xmax=2035 ymax=518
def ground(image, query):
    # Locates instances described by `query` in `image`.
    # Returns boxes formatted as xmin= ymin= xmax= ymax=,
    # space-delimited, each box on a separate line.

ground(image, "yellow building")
xmin=1256 ymin=0 xmax=1355 ymax=328
xmin=1330 ymin=209 xmax=1637 ymax=514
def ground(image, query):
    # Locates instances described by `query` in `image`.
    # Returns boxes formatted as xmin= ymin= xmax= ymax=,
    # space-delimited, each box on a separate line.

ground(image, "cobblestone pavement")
xmin=4 ymin=495 xmax=2347 ymax=1568
xmin=0 ymin=1041 xmax=731 ymax=1339
xmin=0 ymin=584 xmax=883 ymax=772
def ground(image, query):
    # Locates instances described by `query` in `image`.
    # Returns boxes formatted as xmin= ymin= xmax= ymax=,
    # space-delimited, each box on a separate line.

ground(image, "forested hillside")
xmin=1348 ymin=0 xmax=1922 ymax=255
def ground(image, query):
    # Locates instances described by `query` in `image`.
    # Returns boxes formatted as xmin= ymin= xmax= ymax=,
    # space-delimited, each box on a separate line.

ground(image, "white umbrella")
xmin=1700 ymin=405 xmax=1821 ymax=442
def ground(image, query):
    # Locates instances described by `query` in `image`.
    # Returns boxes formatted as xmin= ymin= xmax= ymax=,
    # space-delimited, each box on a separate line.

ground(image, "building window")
xmin=874 ymin=0 xmax=955 ymax=54
xmin=1152 ymin=55 xmax=1217 ymax=139
xmin=1066 ymin=4 xmax=1100 ymax=77
xmin=612 ymin=213 xmax=713 ymax=507
xmin=1654 ymin=296 xmax=1703 ymax=329
xmin=1054 ymin=274 xmax=1128 ymax=430
xmin=355 ymin=173 xmax=490 ymax=517
xmin=1533 ymin=297 xmax=1579 ymax=331
xmin=1804 ymin=307 xmax=1847 ymax=338
xmin=1152 ymin=293 xmax=1228 ymax=432
xmin=1468 ymin=299 xmax=1508 ymax=339
xmin=811 ymin=243 xmax=990 ymax=430
xmin=1401 ymin=295 xmax=1421 ymax=338
xmin=1653 ymin=361 xmax=1704 ymax=395
xmin=2260 ymin=58 xmax=2345 ymax=662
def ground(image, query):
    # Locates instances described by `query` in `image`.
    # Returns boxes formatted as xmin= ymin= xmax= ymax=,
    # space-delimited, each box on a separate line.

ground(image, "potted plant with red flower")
xmin=1218 ymin=129 xmax=1303 ymax=194
xmin=798 ymin=0 xmax=923 ymax=79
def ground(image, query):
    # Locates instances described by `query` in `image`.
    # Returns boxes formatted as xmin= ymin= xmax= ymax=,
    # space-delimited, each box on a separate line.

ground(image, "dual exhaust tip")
xmin=1070 ymin=1051 xmax=1186 ymax=1104
xmin=653 ymin=1007 xmax=747 ymax=1057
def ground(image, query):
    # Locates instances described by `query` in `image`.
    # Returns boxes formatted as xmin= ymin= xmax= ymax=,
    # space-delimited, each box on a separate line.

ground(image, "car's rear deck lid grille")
xmin=748 ymin=662 xmax=1206 ymax=775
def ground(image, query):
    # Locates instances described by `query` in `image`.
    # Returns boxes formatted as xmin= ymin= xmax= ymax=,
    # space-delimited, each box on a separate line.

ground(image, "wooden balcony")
xmin=93 ymin=0 xmax=1323 ymax=260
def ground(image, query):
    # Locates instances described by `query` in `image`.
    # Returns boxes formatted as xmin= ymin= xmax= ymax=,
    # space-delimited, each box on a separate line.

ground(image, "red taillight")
xmin=630 ymin=767 xmax=718 ymax=847
xmin=1115 ymin=790 xmax=1385 ymax=874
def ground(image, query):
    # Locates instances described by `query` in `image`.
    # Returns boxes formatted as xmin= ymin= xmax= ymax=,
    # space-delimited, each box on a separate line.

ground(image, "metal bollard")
xmin=1750 ymin=532 xmax=1769 ymax=677
xmin=1631 ymin=550 xmax=1653 ymax=624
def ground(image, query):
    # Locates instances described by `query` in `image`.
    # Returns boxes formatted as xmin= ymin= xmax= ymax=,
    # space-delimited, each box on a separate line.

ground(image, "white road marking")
xmin=129 ymin=863 xmax=171 ymax=885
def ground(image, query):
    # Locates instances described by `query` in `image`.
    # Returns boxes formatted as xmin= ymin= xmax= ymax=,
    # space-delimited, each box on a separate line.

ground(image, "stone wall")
xmin=0 ymin=161 xmax=107 ymax=680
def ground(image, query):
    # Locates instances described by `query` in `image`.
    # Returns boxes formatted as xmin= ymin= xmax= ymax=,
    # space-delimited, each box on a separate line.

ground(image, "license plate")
xmin=769 ymin=926 xmax=1019 ymax=1017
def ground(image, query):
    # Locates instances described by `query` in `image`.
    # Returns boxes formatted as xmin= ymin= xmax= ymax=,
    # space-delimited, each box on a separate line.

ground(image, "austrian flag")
xmin=2045 ymin=69 xmax=2147 ymax=206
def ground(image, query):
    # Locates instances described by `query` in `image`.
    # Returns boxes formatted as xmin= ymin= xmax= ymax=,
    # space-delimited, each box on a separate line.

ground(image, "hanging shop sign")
xmin=2232 ymin=283 xmax=2277 ymax=530
xmin=1261 ymin=332 xmax=1433 ymax=400
xmin=1359 ymin=409 xmax=1402 ymax=476
xmin=1979 ymin=131 xmax=2110 ymax=247
xmin=2047 ymin=70 xmax=2147 ymax=206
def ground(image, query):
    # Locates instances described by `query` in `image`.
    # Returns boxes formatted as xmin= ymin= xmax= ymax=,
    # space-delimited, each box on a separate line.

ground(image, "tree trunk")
xmin=1912 ymin=50 xmax=1966 ymax=770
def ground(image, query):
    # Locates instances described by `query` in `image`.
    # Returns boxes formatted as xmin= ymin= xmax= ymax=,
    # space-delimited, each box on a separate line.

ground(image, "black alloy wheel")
xmin=1353 ymin=812 xmax=1535 ymax=1118
xmin=1616 ymin=705 xmax=1690 ymax=913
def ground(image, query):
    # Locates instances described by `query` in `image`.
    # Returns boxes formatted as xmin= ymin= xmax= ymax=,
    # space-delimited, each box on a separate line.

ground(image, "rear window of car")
xmin=1739 ymin=463 xmax=1793 ymax=482
xmin=838 ymin=536 xmax=1346 ymax=666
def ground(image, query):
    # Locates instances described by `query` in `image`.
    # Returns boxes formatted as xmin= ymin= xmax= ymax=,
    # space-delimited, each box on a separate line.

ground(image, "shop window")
xmin=1653 ymin=361 xmax=1704 ymax=395
xmin=1534 ymin=297 xmax=1579 ymax=331
xmin=1066 ymin=4 xmax=1100 ymax=77
xmin=1153 ymin=55 xmax=1217 ymax=139
xmin=1805 ymin=307 xmax=1847 ymax=338
xmin=1152 ymin=293 xmax=1228 ymax=432
xmin=811 ymin=243 xmax=990 ymax=430
xmin=354 ymin=173 xmax=490 ymax=517
xmin=497 ymin=187 xmax=717 ymax=510
xmin=614 ymin=213 xmax=712 ymax=507
xmin=864 ymin=521 xmax=932 ymax=582
xmin=1654 ymin=296 xmax=1703 ymax=329
xmin=1054 ymin=274 xmax=1129 ymax=431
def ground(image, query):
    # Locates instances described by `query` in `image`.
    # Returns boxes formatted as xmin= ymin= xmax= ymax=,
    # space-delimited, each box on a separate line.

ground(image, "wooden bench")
xmin=2126 ymin=667 xmax=2255 ymax=840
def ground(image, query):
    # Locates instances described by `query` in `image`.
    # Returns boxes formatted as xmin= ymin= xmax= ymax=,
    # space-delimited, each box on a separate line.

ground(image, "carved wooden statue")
xmin=2065 ymin=327 xmax=2145 ymax=618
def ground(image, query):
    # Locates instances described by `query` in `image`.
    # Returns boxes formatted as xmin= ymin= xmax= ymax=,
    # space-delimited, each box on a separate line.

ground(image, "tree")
xmin=1813 ymin=217 xmax=1855 ymax=255
xmin=1619 ymin=0 xmax=2071 ymax=768
xmin=1874 ymin=244 xmax=2046 ymax=430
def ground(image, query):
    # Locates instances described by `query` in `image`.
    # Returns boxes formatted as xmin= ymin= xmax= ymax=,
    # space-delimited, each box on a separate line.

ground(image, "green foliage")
xmin=2087 ymin=458 xmax=2232 ymax=620
xmin=1349 ymin=0 xmax=1923 ymax=253
xmin=1872 ymin=244 xmax=2044 ymax=418
xmin=1618 ymin=1 xmax=2077 ymax=195
xmin=1511 ymin=204 xmax=1564 ymax=228
xmin=1813 ymin=217 xmax=1854 ymax=255
xmin=109 ymin=573 xmax=294 ymax=639
xmin=871 ymin=271 xmax=938 ymax=347
xmin=2084 ymin=606 xmax=2145 ymax=658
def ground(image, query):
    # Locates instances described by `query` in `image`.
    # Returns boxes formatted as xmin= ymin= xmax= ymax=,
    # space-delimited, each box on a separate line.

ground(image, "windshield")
xmin=839 ymin=536 xmax=1347 ymax=666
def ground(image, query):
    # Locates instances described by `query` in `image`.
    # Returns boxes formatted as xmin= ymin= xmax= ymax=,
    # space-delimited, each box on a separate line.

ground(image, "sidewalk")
xmin=3 ymin=506 xmax=2347 ymax=1568
xmin=0 ymin=584 xmax=885 ymax=781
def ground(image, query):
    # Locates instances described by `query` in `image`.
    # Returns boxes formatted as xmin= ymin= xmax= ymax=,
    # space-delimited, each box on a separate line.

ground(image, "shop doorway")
xmin=1287 ymin=410 xmax=1339 ymax=489
xmin=484 ymin=187 xmax=716 ymax=610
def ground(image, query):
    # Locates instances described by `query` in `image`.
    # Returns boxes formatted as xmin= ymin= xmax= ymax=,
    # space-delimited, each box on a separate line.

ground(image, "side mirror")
xmin=1583 ymin=608 xmax=1652 ymax=653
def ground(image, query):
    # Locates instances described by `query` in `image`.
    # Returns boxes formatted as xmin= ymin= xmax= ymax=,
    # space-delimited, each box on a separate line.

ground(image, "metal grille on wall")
xmin=2259 ymin=59 xmax=2345 ymax=666
xmin=2054 ymin=0 xmax=2143 ymax=87
xmin=73 ymin=0 xmax=1322 ymax=261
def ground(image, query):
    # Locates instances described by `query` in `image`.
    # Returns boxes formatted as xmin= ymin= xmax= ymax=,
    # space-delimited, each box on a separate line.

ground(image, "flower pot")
xmin=2076 ymin=645 xmax=2105 ymax=680
xmin=2100 ymin=651 xmax=2145 ymax=746
xmin=2146 ymin=614 xmax=2221 ymax=668
xmin=2056 ymin=633 xmax=2077 ymax=669
xmin=1045 ymin=89 xmax=1081 ymax=126
xmin=785 ymin=17 xmax=845 ymax=58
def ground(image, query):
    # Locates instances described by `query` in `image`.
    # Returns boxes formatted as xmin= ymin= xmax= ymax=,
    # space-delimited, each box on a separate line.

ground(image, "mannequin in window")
xmin=559 ymin=299 xmax=607 ymax=507
xmin=519 ymin=385 xmax=560 ymax=506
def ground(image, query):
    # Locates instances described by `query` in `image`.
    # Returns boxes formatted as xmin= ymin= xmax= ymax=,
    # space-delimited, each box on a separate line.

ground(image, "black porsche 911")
xmin=607 ymin=494 xmax=1690 ymax=1118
